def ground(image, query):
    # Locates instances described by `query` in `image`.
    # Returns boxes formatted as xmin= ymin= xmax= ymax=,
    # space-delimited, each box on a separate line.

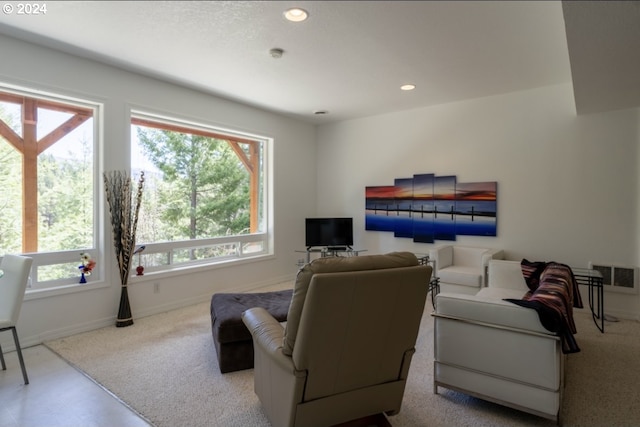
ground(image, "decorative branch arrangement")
xmin=103 ymin=170 xmax=145 ymax=327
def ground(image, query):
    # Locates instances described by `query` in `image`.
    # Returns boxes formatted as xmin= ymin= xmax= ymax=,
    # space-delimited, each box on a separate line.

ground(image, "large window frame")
xmin=0 ymin=84 xmax=274 ymax=296
xmin=129 ymin=110 xmax=273 ymax=278
xmin=0 ymin=84 xmax=104 ymax=298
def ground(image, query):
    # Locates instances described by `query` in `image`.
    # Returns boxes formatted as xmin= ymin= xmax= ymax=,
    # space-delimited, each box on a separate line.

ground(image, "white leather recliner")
xmin=429 ymin=245 xmax=504 ymax=294
xmin=433 ymin=259 xmax=564 ymax=423
xmin=242 ymin=252 xmax=432 ymax=427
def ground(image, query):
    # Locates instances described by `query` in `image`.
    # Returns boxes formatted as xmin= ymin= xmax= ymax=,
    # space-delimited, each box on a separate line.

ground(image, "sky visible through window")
xmin=131 ymin=127 xmax=160 ymax=175
xmin=2 ymin=103 xmax=92 ymax=160
xmin=3 ymin=102 xmax=156 ymax=175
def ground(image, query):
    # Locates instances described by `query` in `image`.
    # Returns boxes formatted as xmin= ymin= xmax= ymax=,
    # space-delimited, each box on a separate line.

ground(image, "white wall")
xmin=316 ymin=83 xmax=640 ymax=319
xmin=0 ymin=34 xmax=316 ymax=346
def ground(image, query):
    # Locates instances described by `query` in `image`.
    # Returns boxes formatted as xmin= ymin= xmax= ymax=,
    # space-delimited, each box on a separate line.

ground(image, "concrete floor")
xmin=0 ymin=345 xmax=152 ymax=427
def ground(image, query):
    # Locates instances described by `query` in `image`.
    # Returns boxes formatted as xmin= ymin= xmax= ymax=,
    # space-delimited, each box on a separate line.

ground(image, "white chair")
xmin=0 ymin=254 xmax=33 ymax=385
xmin=429 ymin=245 xmax=504 ymax=295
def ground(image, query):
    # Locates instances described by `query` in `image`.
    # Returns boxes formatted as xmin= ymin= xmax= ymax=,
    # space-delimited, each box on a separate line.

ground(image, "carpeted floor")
xmin=45 ymin=282 xmax=640 ymax=427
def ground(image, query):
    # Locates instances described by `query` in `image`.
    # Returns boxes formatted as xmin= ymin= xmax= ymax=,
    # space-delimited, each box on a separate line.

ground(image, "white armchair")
xmin=429 ymin=245 xmax=504 ymax=294
xmin=432 ymin=260 xmax=564 ymax=423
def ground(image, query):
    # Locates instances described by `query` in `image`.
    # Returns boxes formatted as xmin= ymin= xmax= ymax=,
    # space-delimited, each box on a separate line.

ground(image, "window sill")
xmin=24 ymin=279 xmax=111 ymax=301
xmin=23 ymin=252 xmax=275 ymax=300
xmin=128 ymin=252 xmax=275 ymax=284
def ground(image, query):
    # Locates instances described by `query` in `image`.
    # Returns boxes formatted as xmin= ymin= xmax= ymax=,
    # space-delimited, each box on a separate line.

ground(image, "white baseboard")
xmin=8 ymin=315 xmax=116 ymax=351
xmin=10 ymin=273 xmax=296 ymax=351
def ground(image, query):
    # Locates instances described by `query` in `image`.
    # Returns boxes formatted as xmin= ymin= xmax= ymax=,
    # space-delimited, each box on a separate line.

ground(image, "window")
xmin=130 ymin=112 xmax=270 ymax=274
xmin=0 ymin=87 xmax=100 ymax=293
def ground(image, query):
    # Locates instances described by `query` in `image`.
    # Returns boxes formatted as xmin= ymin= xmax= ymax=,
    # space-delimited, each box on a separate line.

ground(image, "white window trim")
xmin=0 ymin=83 xmax=105 ymax=299
xmin=127 ymin=108 xmax=274 ymax=278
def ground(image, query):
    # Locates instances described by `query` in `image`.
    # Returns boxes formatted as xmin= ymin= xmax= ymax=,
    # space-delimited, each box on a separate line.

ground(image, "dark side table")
xmin=415 ymin=254 xmax=439 ymax=308
xmin=572 ymin=267 xmax=604 ymax=333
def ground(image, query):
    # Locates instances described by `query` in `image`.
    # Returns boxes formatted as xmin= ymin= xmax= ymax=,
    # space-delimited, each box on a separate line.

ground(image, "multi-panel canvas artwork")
xmin=366 ymin=174 xmax=497 ymax=242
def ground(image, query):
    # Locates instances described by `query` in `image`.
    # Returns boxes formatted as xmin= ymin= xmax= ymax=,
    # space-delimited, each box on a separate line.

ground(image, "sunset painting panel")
xmin=394 ymin=178 xmax=414 ymax=238
xmin=455 ymin=181 xmax=497 ymax=236
xmin=412 ymin=173 xmax=435 ymax=243
xmin=365 ymin=185 xmax=397 ymax=232
xmin=433 ymin=175 xmax=457 ymax=241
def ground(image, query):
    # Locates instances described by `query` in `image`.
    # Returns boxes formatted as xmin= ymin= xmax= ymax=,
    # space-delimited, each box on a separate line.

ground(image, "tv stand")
xmin=326 ymin=245 xmax=350 ymax=252
xmin=297 ymin=246 xmax=366 ymax=264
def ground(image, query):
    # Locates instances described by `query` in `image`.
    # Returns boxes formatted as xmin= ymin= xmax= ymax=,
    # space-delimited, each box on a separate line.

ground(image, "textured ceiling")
xmin=0 ymin=1 xmax=636 ymax=124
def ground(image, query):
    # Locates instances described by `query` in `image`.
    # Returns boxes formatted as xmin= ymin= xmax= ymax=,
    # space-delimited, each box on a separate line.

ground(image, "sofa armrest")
xmin=241 ymin=307 xmax=296 ymax=372
xmin=429 ymin=245 xmax=453 ymax=272
xmin=481 ymin=249 xmax=504 ymax=266
xmin=481 ymin=249 xmax=504 ymax=285
xmin=242 ymin=307 xmax=306 ymax=427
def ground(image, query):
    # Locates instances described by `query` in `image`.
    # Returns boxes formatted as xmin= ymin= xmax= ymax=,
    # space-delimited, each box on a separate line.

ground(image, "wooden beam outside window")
xmin=131 ymin=117 xmax=261 ymax=233
xmin=0 ymin=92 xmax=93 ymax=253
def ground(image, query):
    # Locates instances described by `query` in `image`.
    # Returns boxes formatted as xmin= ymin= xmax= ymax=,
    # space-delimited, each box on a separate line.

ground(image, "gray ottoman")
xmin=210 ymin=289 xmax=293 ymax=373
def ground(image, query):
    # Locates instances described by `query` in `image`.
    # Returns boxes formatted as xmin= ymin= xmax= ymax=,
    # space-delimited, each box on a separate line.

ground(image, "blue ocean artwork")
xmin=365 ymin=178 xmax=497 ymax=242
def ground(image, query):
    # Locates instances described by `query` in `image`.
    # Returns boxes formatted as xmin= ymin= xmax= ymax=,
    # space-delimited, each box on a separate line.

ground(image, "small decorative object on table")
xmin=78 ymin=252 xmax=96 ymax=283
xmin=134 ymin=245 xmax=146 ymax=276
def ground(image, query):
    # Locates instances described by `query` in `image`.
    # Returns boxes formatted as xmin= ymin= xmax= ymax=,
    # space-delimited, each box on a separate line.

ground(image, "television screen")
xmin=305 ymin=217 xmax=353 ymax=249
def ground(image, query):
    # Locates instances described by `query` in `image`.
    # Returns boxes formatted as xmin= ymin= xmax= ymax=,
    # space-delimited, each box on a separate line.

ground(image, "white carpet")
xmin=46 ymin=283 xmax=640 ymax=427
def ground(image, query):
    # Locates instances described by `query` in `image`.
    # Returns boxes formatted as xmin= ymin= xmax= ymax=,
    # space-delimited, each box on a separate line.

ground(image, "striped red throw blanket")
xmin=506 ymin=261 xmax=584 ymax=354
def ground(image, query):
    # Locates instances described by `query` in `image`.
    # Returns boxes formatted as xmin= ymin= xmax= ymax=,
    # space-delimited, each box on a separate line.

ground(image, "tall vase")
xmin=104 ymin=170 xmax=144 ymax=329
xmin=116 ymin=285 xmax=134 ymax=327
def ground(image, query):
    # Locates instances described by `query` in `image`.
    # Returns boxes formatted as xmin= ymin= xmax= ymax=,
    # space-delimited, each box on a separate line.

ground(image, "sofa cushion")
xmin=282 ymin=251 xmax=419 ymax=356
xmin=487 ymin=260 xmax=529 ymax=291
xmin=438 ymin=266 xmax=483 ymax=288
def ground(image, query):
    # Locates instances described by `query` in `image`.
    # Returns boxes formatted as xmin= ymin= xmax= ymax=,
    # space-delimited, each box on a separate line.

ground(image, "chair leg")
xmin=0 ymin=342 xmax=5 ymax=371
xmin=11 ymin=327 xmax=29 ymax=385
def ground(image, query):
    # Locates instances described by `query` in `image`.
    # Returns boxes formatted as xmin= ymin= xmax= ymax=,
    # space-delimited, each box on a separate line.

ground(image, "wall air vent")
xmin=588 ymin=262 xmax=638 ymax=294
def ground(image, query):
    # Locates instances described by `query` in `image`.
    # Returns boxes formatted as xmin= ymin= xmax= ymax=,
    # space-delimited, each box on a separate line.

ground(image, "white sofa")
xmin=433 ymin=259 xmax=564 ymax=423
xmin=429 ymin=245 xmax=504 ymax=294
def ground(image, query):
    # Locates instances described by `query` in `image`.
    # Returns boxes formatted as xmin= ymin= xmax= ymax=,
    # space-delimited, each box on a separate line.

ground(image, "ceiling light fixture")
xmin=269 ymin=48 xmax=284 ymax=58
xmin=400 ymin=84 xmax=416 ymax=91
xmin=284 ymin=8 xmax=308 ymax=22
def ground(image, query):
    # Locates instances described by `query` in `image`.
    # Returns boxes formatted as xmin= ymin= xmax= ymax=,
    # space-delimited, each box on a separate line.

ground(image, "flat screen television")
xmin=305 ymin=217 xmax=353 ymax=249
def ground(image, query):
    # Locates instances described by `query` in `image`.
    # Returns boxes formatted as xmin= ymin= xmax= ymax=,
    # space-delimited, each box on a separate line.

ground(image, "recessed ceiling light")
xmin=400 ymin=84 xmax=416 ymax=91
xmin=284 ymin=8 xmax=308 ymax=22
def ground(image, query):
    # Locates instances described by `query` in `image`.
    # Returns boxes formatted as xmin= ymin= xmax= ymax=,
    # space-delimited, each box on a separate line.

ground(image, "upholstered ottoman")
xmin=210 ymin=289 xmax=292 ymax=373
